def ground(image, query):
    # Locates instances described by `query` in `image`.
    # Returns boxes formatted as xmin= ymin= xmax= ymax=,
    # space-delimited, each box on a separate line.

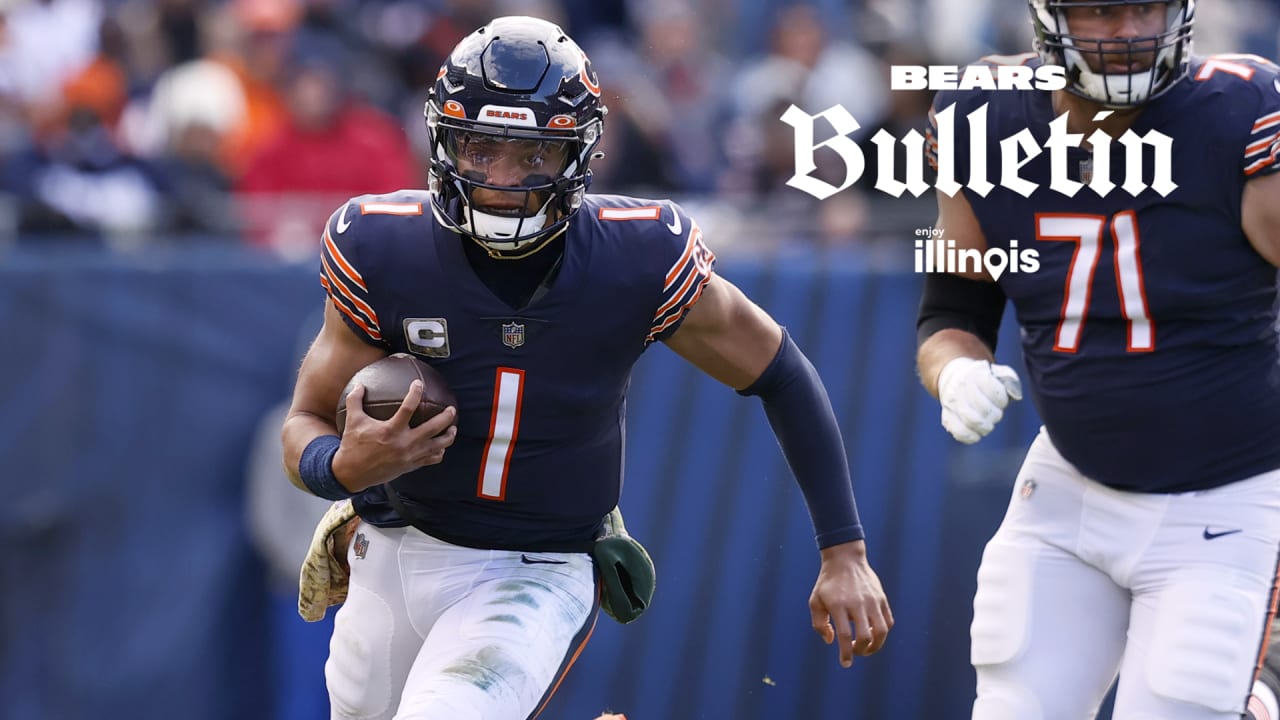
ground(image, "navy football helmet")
xmin=1029 ymin=0 xmax=1194 ymax=107
xmin=424 ymin=16 xmax=606 ymax=259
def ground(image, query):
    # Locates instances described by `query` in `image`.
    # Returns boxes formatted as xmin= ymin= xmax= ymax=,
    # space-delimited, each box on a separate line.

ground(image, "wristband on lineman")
xmin=738 ymin=329 xmax=864 ymax=548
xmin=299 ymin=435 xmax=354 ymax=501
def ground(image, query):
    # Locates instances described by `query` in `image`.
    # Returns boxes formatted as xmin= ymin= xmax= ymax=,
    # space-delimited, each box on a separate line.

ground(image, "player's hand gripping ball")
xmin=335 ymin=353 xmax=457 ymax=436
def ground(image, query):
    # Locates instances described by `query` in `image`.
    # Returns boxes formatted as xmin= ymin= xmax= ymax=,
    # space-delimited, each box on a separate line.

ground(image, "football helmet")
xmin=425 ymin=16 xmax=606 ymax=259
xmin=1029 ymin=0 xmax=1194 ymax=107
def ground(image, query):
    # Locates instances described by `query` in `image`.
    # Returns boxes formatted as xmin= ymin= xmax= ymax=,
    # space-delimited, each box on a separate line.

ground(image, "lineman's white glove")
xmin=936 ymin=357 xmax=1023 ymax=444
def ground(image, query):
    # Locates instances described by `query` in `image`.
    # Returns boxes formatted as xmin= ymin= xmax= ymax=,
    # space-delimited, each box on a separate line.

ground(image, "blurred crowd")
xmin=0 ymin=0 xmax=1277 ymax=258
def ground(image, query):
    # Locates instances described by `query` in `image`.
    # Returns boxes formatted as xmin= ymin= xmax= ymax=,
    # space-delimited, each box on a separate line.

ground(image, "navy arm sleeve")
xmin=738 ymin=329 xmax=864 ymax=548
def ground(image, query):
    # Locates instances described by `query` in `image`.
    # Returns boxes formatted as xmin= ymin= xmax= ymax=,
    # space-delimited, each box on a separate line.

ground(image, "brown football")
xmin=335 ymin=353 xmax=456 ymax=436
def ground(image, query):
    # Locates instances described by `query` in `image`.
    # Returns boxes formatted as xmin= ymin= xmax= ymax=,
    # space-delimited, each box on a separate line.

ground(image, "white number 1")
xmin=1036 ymin=211 xmax=1153 ymax=353
xmin=477 ymin=367 xmax=525 ymax=500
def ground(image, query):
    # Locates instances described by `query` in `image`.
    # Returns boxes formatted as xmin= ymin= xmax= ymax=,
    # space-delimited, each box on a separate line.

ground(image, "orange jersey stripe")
xmin=320 ymin=275 xmax=383 ymax=340
xmin=1254 ymin=111 xmax=1280 ymax=132
xmin=663 ymin=226 xmax=701 ymax=288
xmin=647 ymin=274 xmax=711 ymax=342
xmin=323 ymin=229 xmax=368 ymax=291
xmin=1247 ymin=132 xmax=1279 ymax=156
xmin=321 ymin=255 xmax=380 ymax=329
xmin=1246 ymin=156 xmax=1277 ymax=176
xmin=653 ymin=265 xmax=702 ymax=320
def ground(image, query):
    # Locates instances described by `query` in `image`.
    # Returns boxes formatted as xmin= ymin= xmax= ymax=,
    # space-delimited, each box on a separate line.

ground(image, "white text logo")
xmin=914 ymin=228 xmax=1040 ymax=280
xmin=890 ymin=64 xmax=1067 ymax=91
xmin=782 ymin=104 xmax=1177 ymax=200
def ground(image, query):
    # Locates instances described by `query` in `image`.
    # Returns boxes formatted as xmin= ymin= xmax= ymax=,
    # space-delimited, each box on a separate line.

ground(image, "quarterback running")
xmin=282 ymin=16 xmax=892 ymax=720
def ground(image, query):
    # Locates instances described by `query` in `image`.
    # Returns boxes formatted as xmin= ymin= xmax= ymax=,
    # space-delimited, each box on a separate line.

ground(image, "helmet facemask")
xmin=1030 ymin=0 xmax=1194 ymax=107
xmin=426 ymin=101 xmax=602 ymax=259
xmin=422 ymin=16 xmax=607 ymax=260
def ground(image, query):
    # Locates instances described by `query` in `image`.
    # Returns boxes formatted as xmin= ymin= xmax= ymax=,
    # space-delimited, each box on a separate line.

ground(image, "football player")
xmin=915 ymin=1 xmax=1280 ymax=718
xmin=281 ymin=16 xmax=893 ymax=720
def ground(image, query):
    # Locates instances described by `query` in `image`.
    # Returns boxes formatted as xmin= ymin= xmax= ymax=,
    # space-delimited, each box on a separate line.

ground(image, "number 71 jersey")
xmin=319 ymin=191 xmax=715 ymax=550
xmin=929 ymin=54 xmax=1280 ymax=493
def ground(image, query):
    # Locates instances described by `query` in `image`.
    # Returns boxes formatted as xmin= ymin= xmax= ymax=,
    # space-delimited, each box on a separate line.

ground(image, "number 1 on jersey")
xmin=478 ymin=367 xmax=524 ymax=500
xmin=1036 ymin=211 xmax=1153 ymax=353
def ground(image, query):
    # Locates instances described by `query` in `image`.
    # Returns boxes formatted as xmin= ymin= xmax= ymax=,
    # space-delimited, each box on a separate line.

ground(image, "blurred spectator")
xmin=4 ymin=106 xmax=163 ymax=245
xmin=0 ymin=0 xmax=102 ymax=111
xmin=728 ymin=0 xmax=856 ymax=59
xmin=588 ymin=87 xmax=681 ymax=195
xmin=205 ymin=0 xmax=296 ymax=178
xmin=729 ymin=3 xmax=887 ymax=137
xmin=235 ymin=34 xmax=417 ymax=260
xmin=587 ymin=1 xmax=729 ymax=193
xmin=135 ymin=59 xmax=246 ymax=235
xmin=1 ymin=18 xmax=167 ymax=247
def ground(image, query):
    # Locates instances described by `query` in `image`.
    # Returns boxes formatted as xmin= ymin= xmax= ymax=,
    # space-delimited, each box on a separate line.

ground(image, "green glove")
xmin=592 ymin=507 xmax=656 ymax=624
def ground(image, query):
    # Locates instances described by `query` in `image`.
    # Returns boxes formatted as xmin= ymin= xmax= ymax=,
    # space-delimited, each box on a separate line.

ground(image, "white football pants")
xmin=325 ymin=524 xmax=598 ymax=720
xmin=972 ymin=429 xmax=1280 ymax=720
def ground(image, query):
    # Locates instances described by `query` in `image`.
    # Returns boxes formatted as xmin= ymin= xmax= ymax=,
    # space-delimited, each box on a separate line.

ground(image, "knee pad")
xmin=971 ymin=540 xmax=1035 ymax=667
xmin=1144 ymin=572 xmax=1267 ymax=713
xmin=326 ymin=585 xmax=398 ymax=720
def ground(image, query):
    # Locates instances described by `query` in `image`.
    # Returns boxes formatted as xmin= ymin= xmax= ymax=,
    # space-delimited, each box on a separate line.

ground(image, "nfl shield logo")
xmin=502 ymin=322 xmax=526 ymax=348
xmin=1079 ymin=159 xmax=1093 ymax=184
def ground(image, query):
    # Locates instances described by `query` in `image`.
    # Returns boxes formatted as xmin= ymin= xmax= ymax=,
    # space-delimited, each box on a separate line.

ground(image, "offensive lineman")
xmin=282 ymin=16 xmax=892 ymax=720
xmin=916 ymin=1 xmax=1280 ymax=718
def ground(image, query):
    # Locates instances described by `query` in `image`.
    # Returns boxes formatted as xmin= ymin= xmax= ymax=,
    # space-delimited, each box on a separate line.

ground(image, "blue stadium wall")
xmin=0 ymin=248 xmax=1050 ymax=720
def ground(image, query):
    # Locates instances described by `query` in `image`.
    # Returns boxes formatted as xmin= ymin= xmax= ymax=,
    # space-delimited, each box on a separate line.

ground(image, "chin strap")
xmin=468 ymin=223 xmax=569 ymax=260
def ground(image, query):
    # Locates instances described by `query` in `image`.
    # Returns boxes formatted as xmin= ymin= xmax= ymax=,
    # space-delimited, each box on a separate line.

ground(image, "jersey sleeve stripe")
xmin=321 ymin=254 xmax=380 ymax=329
xmin=322 ymin=229 xmax=368 ymax=291
xmin=320 ymin=274 xmax=383 ymax=341
xmin=663 ymin=226 xmax=701 ymax=289
xmin=1245 ymin=155 xmax=1277 ymax=176
xmin=648 ymin=227 xmax=715 ymax=341
xmin=1253 ymin=111 xmax=1280 ymax=133
xmin=647 ymin=276 xmax=711 ymax=343
xmin=654 ymin=263 xmax=703 ymax=319
xmin=1246 ymin=131 xmax=1279 ymax=157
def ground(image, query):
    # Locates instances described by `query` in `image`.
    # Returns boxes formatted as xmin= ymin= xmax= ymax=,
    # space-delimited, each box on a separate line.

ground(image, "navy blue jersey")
xmin=319 ymin=192 xmax=715 ymax=549
xmin=928 ymin=54 xmax=1280 ymax=493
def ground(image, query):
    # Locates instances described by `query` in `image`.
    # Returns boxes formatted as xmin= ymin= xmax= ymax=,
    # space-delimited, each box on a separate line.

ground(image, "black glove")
xmin=591 ymin=507 xmax=656 ymax=624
